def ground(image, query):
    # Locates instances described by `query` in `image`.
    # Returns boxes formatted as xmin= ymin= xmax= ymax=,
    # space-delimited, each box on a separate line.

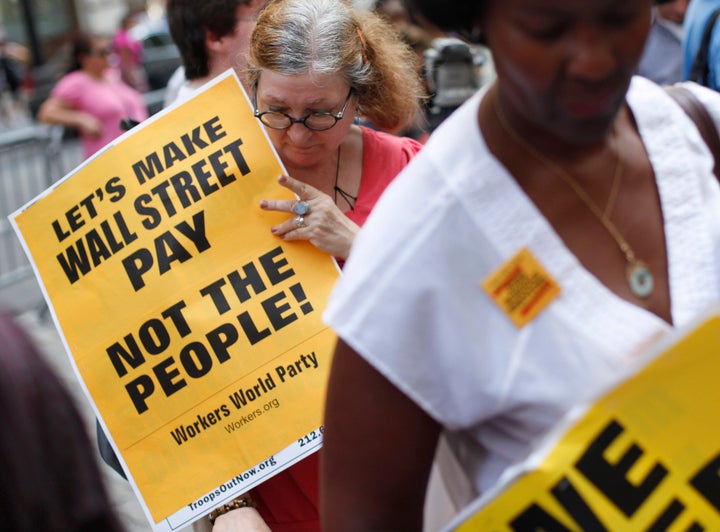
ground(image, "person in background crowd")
xmin=372 ymin=0 xmax=433 ymax=140
xmin=113 ymin=10 xmax=149 ymax=93
xmin=164 ymin=0 xmax=267 ymax=107
xmin=321 ymin=0 xmax=720 ymax=529
xmin=207 ymin=0 xmax=424 ymax=529
xmin=0 ymin=28 xmax=29 ymax=119
xmin=638 ymin=0 xmax=690 ymax=85
xmin=37 ymin=32 xmax=148 ymax=158
xmin=683 ymin=0 xmax=720 ymax=88
xmin=0 ymin=311 xmax=125 ymax=532
xmin=374 ymin=0 xmax=434 ymax=63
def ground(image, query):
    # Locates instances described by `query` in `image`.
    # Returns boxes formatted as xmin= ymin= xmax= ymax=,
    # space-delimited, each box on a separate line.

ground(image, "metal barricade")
xmin=0 ymin=125 xmax=82 ymax=291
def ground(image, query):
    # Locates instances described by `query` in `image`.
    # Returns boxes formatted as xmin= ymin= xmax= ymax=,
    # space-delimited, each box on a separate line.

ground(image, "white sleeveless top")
xmin=324 ymin=76 xmax=720 ymax=498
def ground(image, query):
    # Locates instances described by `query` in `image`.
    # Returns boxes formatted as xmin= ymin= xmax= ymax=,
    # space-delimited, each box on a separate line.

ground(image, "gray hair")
xmin=247 ymin=0 xmax=425 ymax=131
xmin=247 ymin=0 xmax=369 ymax=85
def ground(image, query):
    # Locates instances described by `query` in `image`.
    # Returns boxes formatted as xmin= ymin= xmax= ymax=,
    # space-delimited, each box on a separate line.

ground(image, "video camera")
xmin=423 ymin=37 xmax=485 ymax=131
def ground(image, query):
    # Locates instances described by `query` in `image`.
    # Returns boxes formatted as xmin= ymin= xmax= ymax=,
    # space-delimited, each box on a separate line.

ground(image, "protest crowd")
xmin=2 ymin=0 xmax=720 ymax=530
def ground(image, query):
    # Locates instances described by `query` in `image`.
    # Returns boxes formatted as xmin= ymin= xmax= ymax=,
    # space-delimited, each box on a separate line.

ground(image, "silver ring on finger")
xmin=293 ymin=200 xmax=310 ymax=216
xmin=295 ymin=215 xmax=306 ymax=228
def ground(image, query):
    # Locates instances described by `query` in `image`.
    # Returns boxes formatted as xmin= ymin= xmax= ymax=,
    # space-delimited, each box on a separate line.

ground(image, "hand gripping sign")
xmin=10 ymin=71 xmax=339 ymax=531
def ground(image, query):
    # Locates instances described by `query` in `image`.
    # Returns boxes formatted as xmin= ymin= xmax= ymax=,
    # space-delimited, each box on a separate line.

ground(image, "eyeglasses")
xmin=253 ymin=89 xmax=353 ymax=131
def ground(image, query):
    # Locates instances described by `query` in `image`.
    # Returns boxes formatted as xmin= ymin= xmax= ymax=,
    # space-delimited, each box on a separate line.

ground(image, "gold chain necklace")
xmin=491 ymin=91 xmax=654 ymax=299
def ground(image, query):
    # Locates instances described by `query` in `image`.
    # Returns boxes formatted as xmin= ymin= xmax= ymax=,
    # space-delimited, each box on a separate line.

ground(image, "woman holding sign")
xmin=214 ymin=0 xmax=425 ymax=529
xmin=252 ymin=0 xmax=426 ymax=262
xmin=321 ymin=0 xmax=720 ymax=529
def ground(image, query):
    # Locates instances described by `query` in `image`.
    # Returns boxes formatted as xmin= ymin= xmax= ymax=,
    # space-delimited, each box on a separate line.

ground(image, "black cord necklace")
xmin=333 ymin=145 xmax=357 ymax=211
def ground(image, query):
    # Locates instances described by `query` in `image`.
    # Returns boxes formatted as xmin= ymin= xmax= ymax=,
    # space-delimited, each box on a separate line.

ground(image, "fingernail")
xmin=259 ymin=200 xmax=267 ymax=209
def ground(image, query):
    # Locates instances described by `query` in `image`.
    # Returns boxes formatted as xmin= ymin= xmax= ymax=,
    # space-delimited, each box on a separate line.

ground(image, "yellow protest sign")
xmin=11 ymin=72 xmax=339 ymax=530
xmin=447 ymin=310 xmax=720 ymax=531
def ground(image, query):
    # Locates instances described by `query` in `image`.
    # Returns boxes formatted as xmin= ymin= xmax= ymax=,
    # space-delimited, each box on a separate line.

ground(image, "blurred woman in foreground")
xmin=322 ymin=0 xmax=720 ymax=528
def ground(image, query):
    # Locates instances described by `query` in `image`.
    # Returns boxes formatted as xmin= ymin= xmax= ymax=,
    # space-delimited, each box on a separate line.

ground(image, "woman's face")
xmin=254 ymin=71 xmax=356 ymax=170
xmin=484 ymin=0 xmax=653 ymax=144
xmin=82 ymin=38 xmax=112 ymax=75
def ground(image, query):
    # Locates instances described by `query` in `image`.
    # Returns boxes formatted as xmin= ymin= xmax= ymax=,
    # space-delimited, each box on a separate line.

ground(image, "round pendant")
xmin=627 ymin=261 xmax=654 ymax=299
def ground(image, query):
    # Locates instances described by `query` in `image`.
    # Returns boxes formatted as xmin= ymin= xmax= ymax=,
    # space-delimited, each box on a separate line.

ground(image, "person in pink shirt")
xmin=38 ymin=32 xmax=148 ymax=158
xmin=112 ymin=11 xmax=149 ymax=93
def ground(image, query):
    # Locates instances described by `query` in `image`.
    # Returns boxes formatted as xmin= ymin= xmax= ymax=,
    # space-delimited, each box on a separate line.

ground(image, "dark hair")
xmin=0 ymin=312 xmax=124 ymax=532
xmin=119 ymin=10 xmax=138 ymax=30
xmin=67 ymin=32 xmax=94 ymax=73
xmin=167 ymin=0 xmax=251 ymax=79
xmin=402 ymin=0 xmax=484 ymax=41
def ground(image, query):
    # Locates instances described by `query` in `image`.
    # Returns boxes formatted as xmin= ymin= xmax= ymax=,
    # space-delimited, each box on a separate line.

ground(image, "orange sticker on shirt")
xmin=481 ymin=247 xmax=560 ymax=328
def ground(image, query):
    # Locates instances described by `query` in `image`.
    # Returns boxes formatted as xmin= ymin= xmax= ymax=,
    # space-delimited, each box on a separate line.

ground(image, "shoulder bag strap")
xmin=664 ymin=85 xmax=720 ymax=181
xmin=689 ymin=7 xmax=720 ymax=86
